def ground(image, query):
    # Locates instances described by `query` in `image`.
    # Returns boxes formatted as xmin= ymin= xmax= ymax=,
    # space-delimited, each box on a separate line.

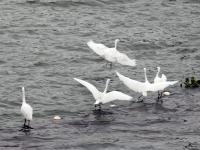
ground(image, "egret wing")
xmin=116 ymin=52 xmax=136 ymax=67
xmin=74 ymin=78 xmax=100 ymax=100
xmin=154 ymin=76 xmax=161 ymax=83
xmin=116 ymin=72 xmax=147 ymax=93
xmin=161 ymin=74 xmax=167 ymax=82
xmin=102 ymin=91 xmax=132 ymax=104
xmin=150 ymin=81 xmax=178 ymax=91
xmin=87 ymin=40 xmax=108 ymax=57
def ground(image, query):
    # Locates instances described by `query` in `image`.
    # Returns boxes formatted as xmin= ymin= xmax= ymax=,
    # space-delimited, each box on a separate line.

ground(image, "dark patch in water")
xmin=33 ymin=61 xmax=49 ymax=67
xmin=176 ymin=48 xmax=198 ymax=54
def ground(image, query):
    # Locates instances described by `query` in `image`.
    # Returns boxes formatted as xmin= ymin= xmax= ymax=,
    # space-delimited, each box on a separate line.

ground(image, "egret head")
xmin=157 ymin=67 xmax=160 ymax=71
xmin=106 ymin=78 xmax=111 ymax=84
xmin=22 ymin=87 xmax=25 ymax=92
xmin=115 ymin=39 xmax=119 ymax=43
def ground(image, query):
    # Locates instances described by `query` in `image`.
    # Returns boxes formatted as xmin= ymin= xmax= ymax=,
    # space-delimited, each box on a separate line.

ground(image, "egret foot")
xmin=21 ymin=119 xmax=33 ymax=130
xmin=157 ymin=91 xmax=163 ymax=100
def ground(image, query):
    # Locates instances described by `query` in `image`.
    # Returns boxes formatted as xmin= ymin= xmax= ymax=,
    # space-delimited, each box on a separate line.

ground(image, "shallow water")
xmin=0 ymin=0 xmax=200 ymax=149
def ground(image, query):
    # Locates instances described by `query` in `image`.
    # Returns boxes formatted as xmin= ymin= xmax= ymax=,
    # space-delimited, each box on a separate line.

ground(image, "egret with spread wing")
xmin=116 ymin=68 xmax=178 ymax=103
xmin=87 ymin=39 xmax=136 ymax=68
xmin=116 ymin=69 xmax=150 ymax=102
xmin=74 ymin=78 xmax=132 ymax=110
xmin=154 ymin=67 xmax=167 ymax=83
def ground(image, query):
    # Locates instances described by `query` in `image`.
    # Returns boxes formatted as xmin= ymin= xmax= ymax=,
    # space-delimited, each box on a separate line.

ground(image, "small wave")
xmin=183 ymin=0 xmax=200 ymax=4
xmin=26 ymin=0 xmax=105 ymax=7
xmin=176 ymin=48 xmax=198 ymax=54
xmin=194 ymin=55 xmax=200 ymax=60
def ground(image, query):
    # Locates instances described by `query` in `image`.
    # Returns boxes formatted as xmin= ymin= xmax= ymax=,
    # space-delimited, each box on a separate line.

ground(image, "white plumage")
xmin=116 ymin=70 xmax=149 ymax=97
xmin=149 ymin=81 xmax=178 ymax=92
xmin=163 ymin=91 xmax=170 ymax=96
xmin=116 ymin=69 xmax=178 ymax=100
xmin=87 ymin=39 xmax=136 ymax=67
xmin=154 ymin=67 xmax=167 ymax=83
xmin=74 ymin=78 xmax=132 ymax=108
xmin=21 ymin=87 xmax=33 ymax=128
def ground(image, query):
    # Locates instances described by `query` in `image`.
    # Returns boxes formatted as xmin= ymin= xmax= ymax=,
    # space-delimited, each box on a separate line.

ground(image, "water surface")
xmin=0 ymin=0 xmax=200 ymax=149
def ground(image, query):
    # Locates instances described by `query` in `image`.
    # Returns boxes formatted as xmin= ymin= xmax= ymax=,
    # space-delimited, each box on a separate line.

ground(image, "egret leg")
xmin=28 ymin=120 xmax=30 ymax=128
xmin=23 ymin=119 xmax=27 ymax=128
xmin=27 ymin=120 xmax=34 ymax=129
xmin=95 ymin=104 xmax=101 ymax=111
xmin=105 ymin=62 xmax=108 ymax=68
xmin=98 ymin=104 xmax=102 ymax=111
xmin=157 ymin=91 xmax=163 ymax=103
xmin=159 ymin=92 xmax=163 ymax=99
xmin=157 ymin=91 xmax=160 ymax=100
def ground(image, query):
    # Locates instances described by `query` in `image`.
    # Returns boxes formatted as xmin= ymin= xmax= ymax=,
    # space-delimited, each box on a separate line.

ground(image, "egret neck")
xmin=103 ymin=79 xmax=110 ymax=93
xmin=114 ymin=39 xmax=119 ymax=49
xmin=22 ymin=87 xmax=26 ymax=103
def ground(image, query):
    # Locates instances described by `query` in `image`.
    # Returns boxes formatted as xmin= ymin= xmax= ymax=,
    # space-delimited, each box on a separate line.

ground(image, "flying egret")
xmin=74 ymin=78 xmax=133 ymax=110
xmin=87 ymin=39 xmax=136 ymax=68
xmin=20 ymin=87 xmax=33 ymax=130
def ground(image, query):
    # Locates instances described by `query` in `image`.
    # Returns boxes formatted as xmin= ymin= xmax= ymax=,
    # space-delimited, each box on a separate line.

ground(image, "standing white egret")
xmin=21 ymin=87 xmax=33 ymax=129
xmin=74 ymin=78 xmax=133 ymax=110
xmin=87 ymin=39 xmax=136 ymax=68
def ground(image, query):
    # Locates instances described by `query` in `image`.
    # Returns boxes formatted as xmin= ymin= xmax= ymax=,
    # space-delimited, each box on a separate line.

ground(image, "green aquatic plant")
xmin=181 ymin=76 xmax=200 ymax=88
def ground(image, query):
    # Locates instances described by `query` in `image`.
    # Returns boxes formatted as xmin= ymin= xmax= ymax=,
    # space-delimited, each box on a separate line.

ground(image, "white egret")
xmin=20 ymin=87 xmax=33 ymax=129
xmin=116 ymin=70 xmax=149 ymax=102
xmin=154 ymin=67 xmax=167 ymax=83
xmin=154 ymin=67 xmax=172 ymax=99
xmin=116 ymin=69 xmax=178 ymax=102
xmin=74 ymin=78 xmax=133 ymax=110
xmin=87 ymin=39 xmax=136 ymax=68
